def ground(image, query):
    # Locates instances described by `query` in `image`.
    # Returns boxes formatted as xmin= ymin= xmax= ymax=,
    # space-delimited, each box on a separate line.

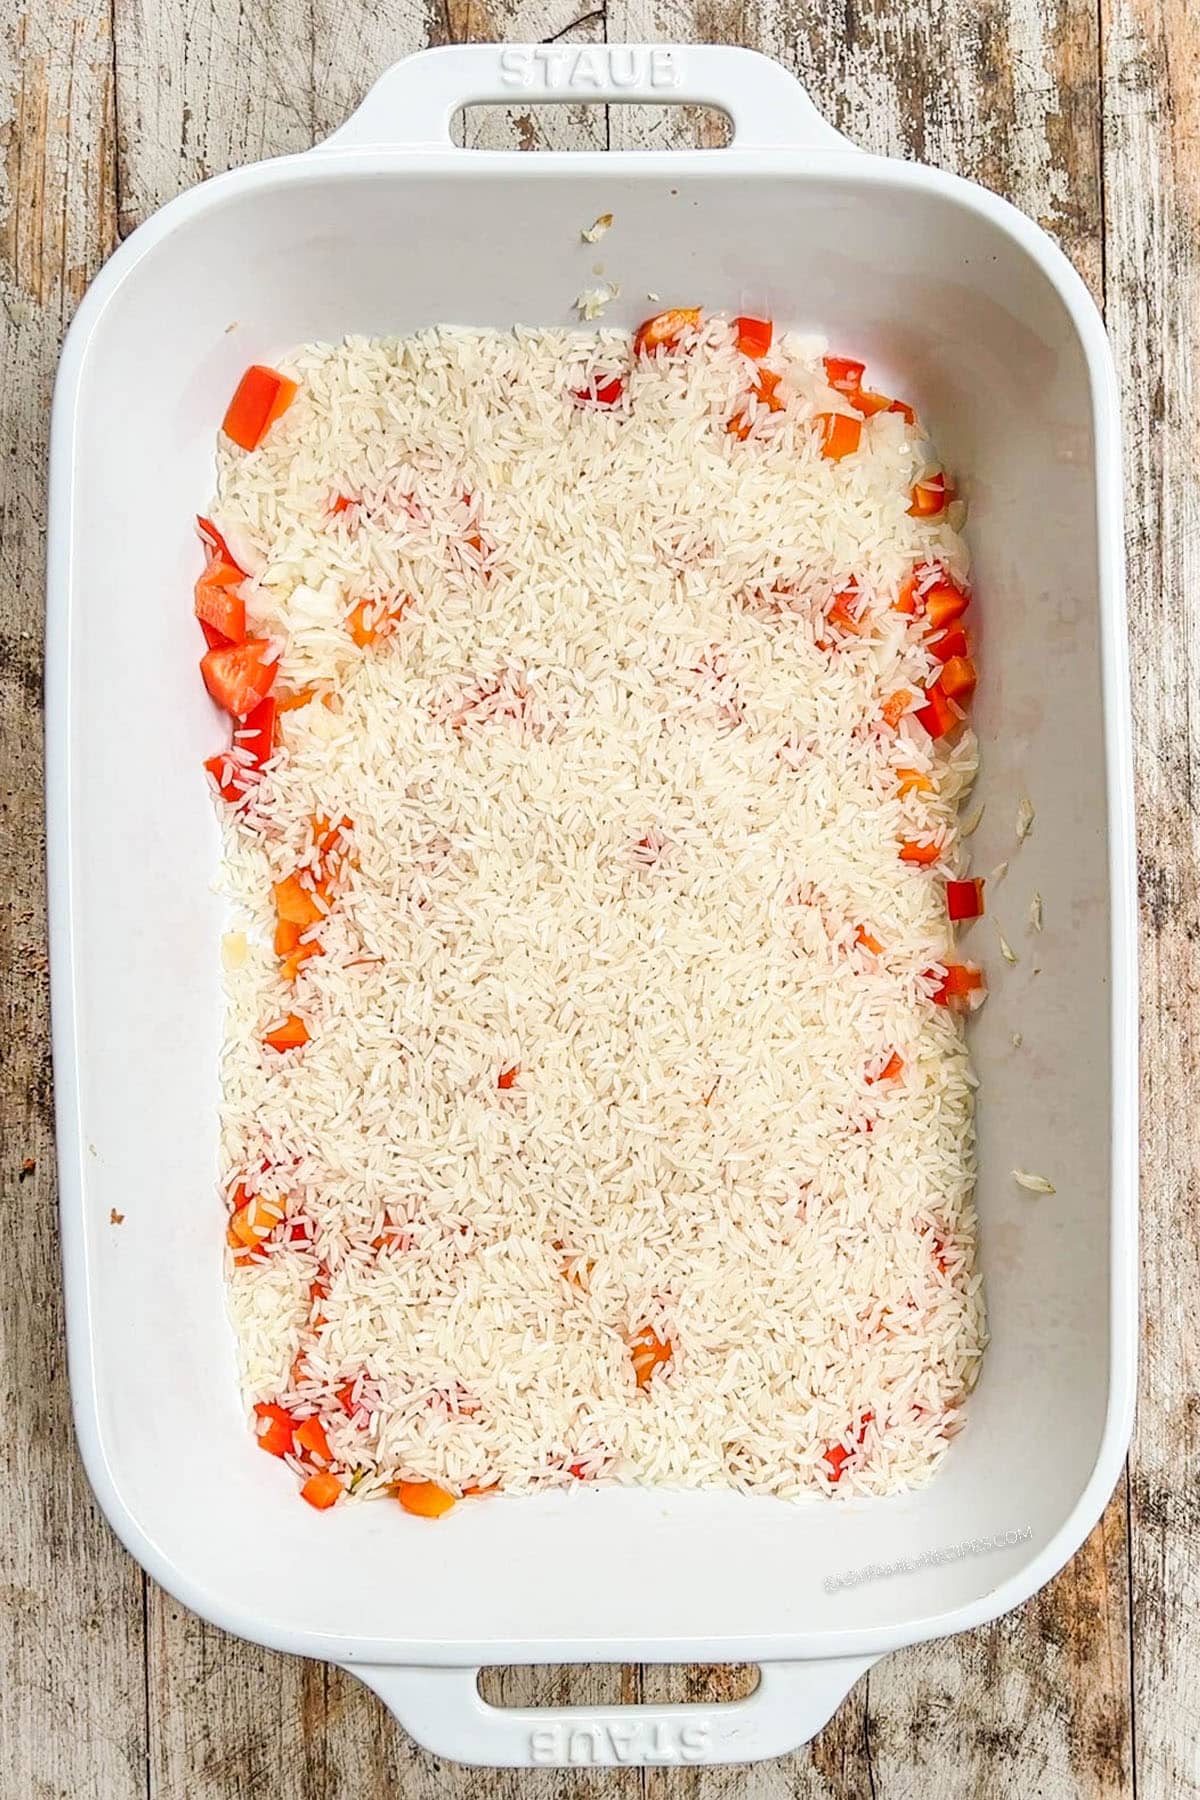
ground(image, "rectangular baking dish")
xmin=47 ymin=43 xmax=1136 ymax=1768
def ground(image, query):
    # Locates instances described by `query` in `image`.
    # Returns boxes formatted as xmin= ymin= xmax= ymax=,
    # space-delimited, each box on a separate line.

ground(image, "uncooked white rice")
xmin=210 ymin=318 xmax=986 ymax=1505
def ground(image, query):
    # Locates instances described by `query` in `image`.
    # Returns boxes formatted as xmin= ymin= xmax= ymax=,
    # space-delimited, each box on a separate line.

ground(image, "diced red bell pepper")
xmin=295 ymin=1415 xmax=332 ymax=1463
xmin=824 ymin=355 xmax=865 ymax=396
xmin=938 ymin=655 xmax=977 ymax=704
xmin=827 ymin=585 xmax=865 ymax=635
xmin=347 ymin=594 xmax=408 ymax=648
xmin=200 ymin=638 xmax=277 ymax=718
xmin=894 ymin=572 xmax=920 ymax=615
xmin=274 ymin=920 xmax=302 ymax=957
xmin=923 ymin=579 xmax=970 ymax=632
xmin=821 ymin=355 xmax=900 ymax=418
xmin=908 ymin=471 xmax=952 ymax=516
xmin=896 ymin=767 xmax=933 ymax=796
xmin=206 ymin=696 xmax=274 ymax=805
xmin=393 ymin=1480 xmax=456 ymax=1518
xmin=930 ymin=626 xmax=968 ymax=663
xmin=946 ymin=877 xmax=985 ymax=921
xmin=824 ymin=1412 xmax=873 ymax=1483
xmin=497 ymin=1066 xmax=519 ymax=1090
xmin=276 ymin=686 xmax=320 ymax=712
xmin=855 ymin=925 xmax=883 ymax=955
xmin=196 ymin=554 xmax=241 ymax=593
xmin=629 ymin=1326 xmax=672 ymax=1390
xmin=239 ymin=695 xmax=276 ymax=767
xmin=899 ymin=839 xmax=941 ymax=865
xmin=889 ymin=398 xmax=916 ymax=423
xmin=881 ymin=689 xmax=912 ymax=728
xmin=867 ymin=1051 xmax=904 ymax=1084
xmin=816 ymin=413 xmax=862 ymax=460
xmin=914 ymin=681 xmax=959 ymax=740
xmin=824 ymin=1443 xmax=851 ymax=1481
xmin=277 ymin=930 xmax=323 ymax=979
xmin=930 ymin=962 xmax=987 ymax=1010
xmin=223 ymin=364 xmax=299 ymax=451
xmin=279 ymin=942 xmax=323 ymax=984
xmin=727 ymin=368 xmax=785 ymax=438
xmin=314 ymin=814 xmax=353 ymax=859
xmin=734 ymin=316 xmax=773 ymax=358
xmin=330 ymin=494 xmax=355 ymax=515
xmin=571 ymin=375 xmax=625 ymax=407
xmin=230 ymin=1195 xmax=285 ymax=1248
xmin=263 ymin=1013 xmax=309 ymax=1052
xmin=274 ymin=874 xmax=324 ymax=928
xmin=633 ymin=308 xmax=701 ymax=355
xmin=300 ymin=1470 xmax=343 ymax=1510
xmin=754 ymin=368 xmax=785 ymax=412
xmin=204 ymin=753 xmax=241 ymax=803
xmin=194 ymin=554 xmax=246 ymax=645
xmin=197 ymin=515 xmax=246 ymax=575
xmin=253 ymin=1402 xmax=294 ymax=1458
xmin=853 ymin=387 xmax=892 ymax=417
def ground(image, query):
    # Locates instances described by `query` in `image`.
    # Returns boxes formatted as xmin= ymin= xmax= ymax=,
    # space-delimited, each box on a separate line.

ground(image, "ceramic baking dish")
xmin=47 ymin=43 xmax=1137 ymax=1768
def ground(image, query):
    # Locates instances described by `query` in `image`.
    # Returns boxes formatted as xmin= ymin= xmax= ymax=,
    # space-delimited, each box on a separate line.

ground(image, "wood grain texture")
xmin=865 ymin=1492 xmax=1132 ymax=1800
xmin=0 ymin=4 xmax=149 ymax=1799
xmin=5 ymin=0 xmax=1190 ymax=1791
xmin=1101 ymin=3 xmax=1200 ymax=1797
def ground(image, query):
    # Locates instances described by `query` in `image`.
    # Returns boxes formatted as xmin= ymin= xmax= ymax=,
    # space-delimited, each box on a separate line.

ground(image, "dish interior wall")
xmin=62 ymin=160 xmax=1111 ymax=1652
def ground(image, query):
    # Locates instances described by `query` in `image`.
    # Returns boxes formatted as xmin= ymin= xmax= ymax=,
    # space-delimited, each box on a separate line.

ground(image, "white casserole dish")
xmin=47 ymin=43 xmax=1137 ymax=1768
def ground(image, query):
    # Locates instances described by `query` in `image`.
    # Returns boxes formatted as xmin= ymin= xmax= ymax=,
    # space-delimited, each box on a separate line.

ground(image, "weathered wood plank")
xmin=1101 ymin=4 xmax=1200 ymax=1797
xmin=866 ymin=1492 xmax=1132 ymax=1800
xmin=113 ymin=0 xmax=607 ymax=235
xmin=0 ymin=2 xmax=149 ymax=1797
xmin=112 ymin=0 xmax=324 ymax=233
xmin=636 ymin=1664 xmax=875 ymax=1800
xmin=113 ymin=0 xmax=443 ymax=232
xmin=454 ymin=0 xmax=608 ymax=150
xmin=146 ymin=1621 xmax=648 ymax=1799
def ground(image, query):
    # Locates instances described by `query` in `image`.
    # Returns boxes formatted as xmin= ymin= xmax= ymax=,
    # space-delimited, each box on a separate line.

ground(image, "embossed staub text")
xmin=497 ymin=45 xmax=684 ymax=93
xmin=528 ymin=1717 xmax=712 ymax=1765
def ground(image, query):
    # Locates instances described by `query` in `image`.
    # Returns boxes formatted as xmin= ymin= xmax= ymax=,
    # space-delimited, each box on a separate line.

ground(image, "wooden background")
xmin=1 ymin=0 xmax=1195 ymax=1794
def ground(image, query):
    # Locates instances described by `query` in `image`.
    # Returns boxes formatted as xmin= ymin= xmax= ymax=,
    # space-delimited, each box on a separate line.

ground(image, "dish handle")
xmin=343 ymin=1655 xmax=877 ymax=1767
xmin=315 ymin=44 xmax=856 ymax=155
